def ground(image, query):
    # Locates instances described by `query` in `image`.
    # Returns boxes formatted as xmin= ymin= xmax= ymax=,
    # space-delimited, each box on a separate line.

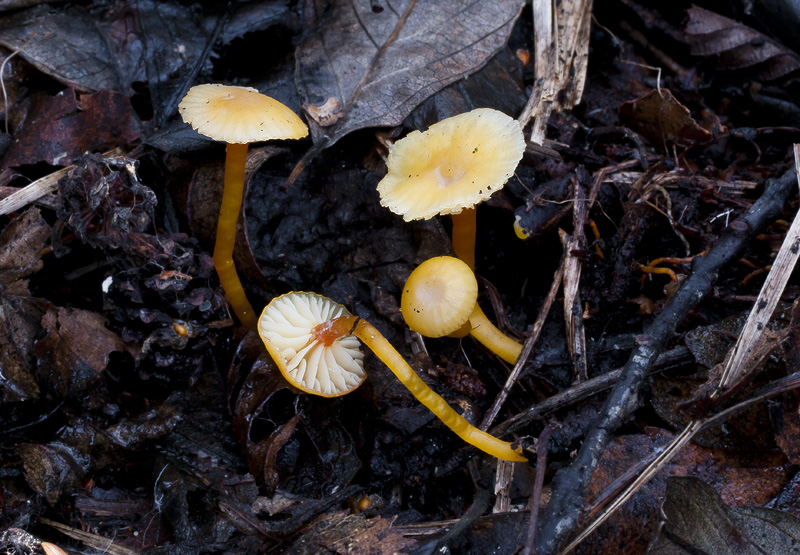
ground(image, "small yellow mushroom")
xmin=401 ymin=256 xmax=522 ymax=364
xmin=377 ymin=108 xmax=525 ymax=269
xmin=258 ymin=291 xmax=526 ymax=462
xmin=179 ymin=84 xmax=308 ymax=328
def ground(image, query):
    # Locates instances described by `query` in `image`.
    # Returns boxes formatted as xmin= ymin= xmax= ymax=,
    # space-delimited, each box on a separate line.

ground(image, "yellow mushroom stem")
xmin=451 ymin=208 xmax=477 ymax=270
xmin=315 ymin=316 xmax=527 ymax=462
xmin=467 ymin=304 xmax=523 ymax=364
xmin=213 ymin=142 xmax=257 ymax=329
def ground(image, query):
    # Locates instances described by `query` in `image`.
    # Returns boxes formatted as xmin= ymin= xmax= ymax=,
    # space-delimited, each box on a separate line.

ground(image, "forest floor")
xmin=2 ymin=1 xmax=800 ymax=554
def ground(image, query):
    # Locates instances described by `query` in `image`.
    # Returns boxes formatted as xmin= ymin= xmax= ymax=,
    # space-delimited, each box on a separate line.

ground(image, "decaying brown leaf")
xmin=648 ymin=476 xmax=800 ymax=554
xmin=684 ymin=6 xmax=800 ymax=82
xmin=33 ymin=307 xmax=127 ymax=397
xmin=0 ymin=206 xmax=49 ymax=288
xmin=17 ymin=442 xmax=87 ymax=505
xmin=618 ymin=88 xmax=713 ymax=147
xmin=0 ymin=207 xmax=50 ymax=403
xmin=296 ymin=0 xmax=525 ymax=146
xmin=2 ymin=90 xmax=140 ymax=170
xmin=229 ymin=333 xmax=361 ymax=496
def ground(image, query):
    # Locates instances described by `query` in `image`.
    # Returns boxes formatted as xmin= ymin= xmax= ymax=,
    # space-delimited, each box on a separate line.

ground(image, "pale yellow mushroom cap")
xmin=258 ymin=292 xmax=366 ymax=397
xmin=401 ymin=256 xmax=478 ymax=338
xmin=178 ymin=84 xmax=308 ymax=144
xmin=378 ymin=108 xmax=525 ymax=221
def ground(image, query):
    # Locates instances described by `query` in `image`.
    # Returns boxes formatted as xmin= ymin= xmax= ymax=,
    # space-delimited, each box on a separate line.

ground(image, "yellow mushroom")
xmin=401 ymin=256 xmax=522 ymax=364
xmin=377 ymin=108 xmax=525 ymax=269
xmin=258 ymin=291 xmax=526 ymax=462
xmin=179 ymin=84 xmax=308 ymax=328
xmin=258 ymin=291 xmax=366 ymax=397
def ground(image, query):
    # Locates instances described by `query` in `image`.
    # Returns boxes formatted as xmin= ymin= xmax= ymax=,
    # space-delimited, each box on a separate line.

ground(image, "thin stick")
xmin=480 ymin=259 xmax=565 ymax=430
xmin=523 ymin=421 xmax=559 ymax=555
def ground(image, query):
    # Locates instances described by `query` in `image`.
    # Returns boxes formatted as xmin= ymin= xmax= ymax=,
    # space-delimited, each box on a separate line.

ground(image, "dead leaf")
xmin=17 ymin=442 xmax=87 ymax=505
xmin=296 ymin=0 xmax=525 ymax=146
xmin=0 ymin=4 xmax=125 ymax=92
xmin=0 ymin=207 xmax=50 ymax=402
xmin=647 ymin=476 xmax=800 ymax=554
xmin=2 ymin=89 xmax=140 ymax=170
xmin=229 ymin=333 xmax=361 ymax=496
xmin=33 ymin=307 xmax=127 ymax=396
xmin=684 ymin=6 xmax=800 ymax=82
xmin=0 ymin=206 xmax=49 ymax=286
xmin=618 ymin=89 xmax=713 ymax=147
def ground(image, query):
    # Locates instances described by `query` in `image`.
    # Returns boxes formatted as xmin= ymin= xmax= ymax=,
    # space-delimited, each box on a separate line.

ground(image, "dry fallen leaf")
xmin=648 ymin=476 xmax=800 ymax=554
xmin=0 ymin=207 xmax=50 ymax=403
xmin=618 ymin=88 xmax=713 ymax=147
xmin=33 ymin=307 xmax=127 ymax=397
xmin=2 ymin=89 xmax=140 ymax=170
xmin=296 ymin=0 xmax=526 ymax=146
xmin=684 ymin=6 xmax=800 ymax=82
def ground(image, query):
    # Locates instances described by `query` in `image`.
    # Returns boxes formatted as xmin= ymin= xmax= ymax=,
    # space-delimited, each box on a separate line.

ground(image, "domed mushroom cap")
xmin=178 ymin=84 xmax=308 ymax=144
xmin=401 ymin=256 xmax=478 ymax=338
xmin=258 ymin=292 xmax=365 ymax=397
xmin=378 ymin=108 xmax=525 ymax=221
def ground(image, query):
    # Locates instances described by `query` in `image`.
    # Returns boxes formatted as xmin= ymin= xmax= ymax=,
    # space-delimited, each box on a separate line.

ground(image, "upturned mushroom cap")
xmin=258 ymin=292 xmax=365 ymax=397
xmin=178 ymin=84 xmax=308 ymax=144
xmin=377 ymin=108 xmax=525 ymax=221
xmin=401 ymin=256 xmax=478 ymax=338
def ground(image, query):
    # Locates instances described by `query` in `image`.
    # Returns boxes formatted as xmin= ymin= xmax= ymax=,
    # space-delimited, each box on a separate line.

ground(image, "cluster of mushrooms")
xmin=179 ymin=85 xmax=528 ymax=462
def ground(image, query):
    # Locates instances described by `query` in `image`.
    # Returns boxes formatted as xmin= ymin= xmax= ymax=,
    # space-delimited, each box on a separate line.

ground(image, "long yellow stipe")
xmin=451 ymin=208 xmax=477 ymax=270
xmin=213 ymin=142 xmax=257 ymax=329
xmin=468 ymin=305 xmax=523 ymax=364
xmin=326 ymin=316 xmax=526 ymax=462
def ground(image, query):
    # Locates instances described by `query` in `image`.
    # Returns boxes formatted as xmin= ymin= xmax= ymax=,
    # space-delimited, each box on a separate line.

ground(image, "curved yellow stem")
xmin=451 ymin=207 xmax=476 ymax=270
xmin=213 ymin=142 xmax=257 ymax=329
xmin=468 ymin=304 xmax=522 ymax=364
xmin=327 ymin=316 xmax=526 ymax=462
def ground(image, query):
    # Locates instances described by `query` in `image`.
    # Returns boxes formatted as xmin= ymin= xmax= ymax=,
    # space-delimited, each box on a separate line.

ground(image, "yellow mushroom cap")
xmin=178 ymin=84 xmax=309 ymax=144
xmin=377 ymin=108 xmax=525 ymax=221
xmin=258 ymin=292 xmax=366 ymax=397
xmin=401 ymin=256 xmax=478 ymax=338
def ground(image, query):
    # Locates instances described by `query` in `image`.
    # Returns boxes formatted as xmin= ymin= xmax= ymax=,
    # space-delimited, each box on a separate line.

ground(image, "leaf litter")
xmin=3 ymin=1 xmax=800 ymax=554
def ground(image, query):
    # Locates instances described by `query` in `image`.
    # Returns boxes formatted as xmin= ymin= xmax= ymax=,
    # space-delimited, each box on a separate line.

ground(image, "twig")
xmin=480 ymin=260 xmax=566 ymax=430
xmin=533 ymin=167 xmax=797 ymax=554
xmin=563 ymin=179 xmax=589 ymax=382
xmin=490 ymin=346 xmax=690 ymax=438
xmin=1 ymin=42 xmax=26 ymax=134
xmin=523 ymin=421 xmax=559 ymax=555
